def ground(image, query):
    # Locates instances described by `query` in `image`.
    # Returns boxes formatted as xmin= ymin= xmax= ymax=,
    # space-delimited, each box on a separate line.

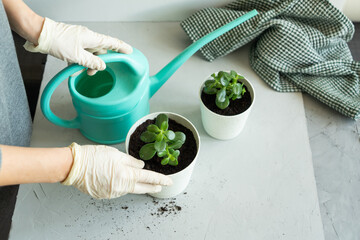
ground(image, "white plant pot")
xmin=125 ymin=112 xmax=200 ymax=198
xmin=200 ymin=75 xmax=255 ymax=140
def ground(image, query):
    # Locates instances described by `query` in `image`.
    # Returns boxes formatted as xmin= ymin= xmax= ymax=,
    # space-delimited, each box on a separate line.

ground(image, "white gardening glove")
xmin=62 ymin=143 xmax=172 ymax=199
xmin=24 ymin=18 xmax=132 ymax=75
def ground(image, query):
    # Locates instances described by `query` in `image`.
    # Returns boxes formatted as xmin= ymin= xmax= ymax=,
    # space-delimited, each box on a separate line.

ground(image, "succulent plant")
xmin=139 ymin=114 xmax=186 ymax=166
xmin=203 ymin=70 xmax=246 ymax=109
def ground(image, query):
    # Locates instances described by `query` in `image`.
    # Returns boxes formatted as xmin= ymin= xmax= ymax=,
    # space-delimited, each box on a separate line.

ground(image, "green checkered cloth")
xmin=181 ymin=0 xmax=360 ymax=119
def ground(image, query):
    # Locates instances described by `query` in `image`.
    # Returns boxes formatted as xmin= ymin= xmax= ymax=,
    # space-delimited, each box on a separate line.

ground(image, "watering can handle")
xmin=40 ymin=53 xmax=143 ymax=129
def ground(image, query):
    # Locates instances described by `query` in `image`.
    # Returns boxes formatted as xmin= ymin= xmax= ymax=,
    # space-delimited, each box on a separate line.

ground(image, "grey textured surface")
xmin=304 ymin=94 xmax=360 ymax=240
xmin=5 ymin=19 xmax=360 ymax=239
xmin=305 ymin=22 xmax=360 ymax=240
xmin=10 ymin=22 xmax=323 ymax=240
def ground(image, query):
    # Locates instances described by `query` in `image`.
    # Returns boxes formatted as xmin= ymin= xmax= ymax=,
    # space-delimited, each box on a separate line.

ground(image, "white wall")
xmin=329 ymin=0 xmax=360 ymax=22
xmin=24 ymin=0 xmax=359 ymax=22
xmin=24 ymin=0 xmax=232 ymax=22
xmin=342 ymin=0 xmax=360 ymax=22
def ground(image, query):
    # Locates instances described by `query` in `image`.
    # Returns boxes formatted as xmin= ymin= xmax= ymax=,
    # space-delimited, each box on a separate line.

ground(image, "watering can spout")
xmin=149 ymin=9 xmax=258 ymax=97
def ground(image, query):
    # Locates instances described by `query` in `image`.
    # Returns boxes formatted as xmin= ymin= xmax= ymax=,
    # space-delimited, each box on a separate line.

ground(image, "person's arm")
xmin=3 ymin=0 xmax=132 ymax=75
xmin=2 ymin=0 xmax=44 ymax=44
xmin=0 ymin=144 xmax=172 ymax=199
xmin=0 ymin=145 xmax=73 ymax=185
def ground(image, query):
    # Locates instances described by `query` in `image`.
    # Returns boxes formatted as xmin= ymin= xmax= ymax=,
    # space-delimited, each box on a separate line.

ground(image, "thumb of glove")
xmin=86 ymin=49 xmax=108 ymax=76
xmin=77 ymin=50 xmax=106 ymax=72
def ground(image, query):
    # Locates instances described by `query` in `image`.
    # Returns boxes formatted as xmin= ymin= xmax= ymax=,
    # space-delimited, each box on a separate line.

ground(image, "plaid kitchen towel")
xmin=181 ymin=0 xmax=360 ymax=119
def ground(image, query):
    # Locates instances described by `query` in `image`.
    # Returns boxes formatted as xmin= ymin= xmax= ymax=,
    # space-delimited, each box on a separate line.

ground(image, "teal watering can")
xmin=40 ymin=10 xmax=258 ymax=144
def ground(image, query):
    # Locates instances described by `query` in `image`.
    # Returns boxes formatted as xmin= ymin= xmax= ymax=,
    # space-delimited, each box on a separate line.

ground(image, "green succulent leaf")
xmin=204 ymin=80 xmax=215 ymax=88
xmin=157 ymin=150 xmax=167 ymax=158
xmin=138 ymin=114 xmax=185 ymax=167
xmin=220 ymin=76 xmax=229 ymax=86
xmin=203 ymin=86 xmax=217 ymax=95
xmin=154 ymin=139 xmax=166 ymax=152
xmin=156 ymin=133 xmax=164 ymax=142
xmin=147 ymin=124 xmax=160 ymax=133
xmin=205 ymin=70 xmax=247 ymax=110
xmin=216 ymin=87 xmax=226 ymax=103
xmin=155 ymin=114 xmax=168 ymax=128
xmin=139 ymin=143 xmax=156 ymax=160
xmin=232 ymin=83 xmax=241 ymax=95
xmin=218 ymin=71 xmax=225 ymax=77
xmin=174 ymin=132 xmax=186 ymax=143
xmin=160 ymin=120 xmax=168 ymax=131
xmin=140 ymin=131 xmax=157 ymax=143
xmin=168 ymin=140 xmax=184 ymax=150
xmin=224 ymin=72 xmax=232 ymax=80
xmin=216 ymin=96 xmax=230 ymax=109
xmin=165 ymin=130 xmax=175 ymax=140
xmin=161 ymin=157 xmax=170 ymax=165
xmin=241 ymin=86 xmax=246 ymax=95
xmin=230 ymin=70 xmax=237 ymax=79
xmin=139 ymin=113 xmax=184 ymax=166
xmin=168 ymin=157 xmax=178 ymax=166
xmin=172 ymin=150 xmax=180 ymax=158
xmin=228 ymin=92 xmax=234 ymax=99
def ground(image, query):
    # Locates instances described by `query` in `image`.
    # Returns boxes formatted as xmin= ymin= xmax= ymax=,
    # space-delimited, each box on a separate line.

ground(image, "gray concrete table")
xmin=303 ymin=23 xmax=360 ymax=240
xmin=10 ymin=22 xmax=324 ymax=240
xmin=304 ymin=95 xmax=360 ymax=240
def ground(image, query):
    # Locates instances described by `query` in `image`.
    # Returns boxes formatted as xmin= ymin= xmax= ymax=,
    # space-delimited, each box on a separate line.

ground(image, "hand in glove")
xmin=62 ymin=143 xmax=172 ymax=199
xmin=24 ymin=18 xmax=132 ymax=75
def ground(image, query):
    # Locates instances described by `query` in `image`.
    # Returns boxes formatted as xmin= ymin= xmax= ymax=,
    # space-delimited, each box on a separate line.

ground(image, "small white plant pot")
xmin=125 ymin=112 xmax=201 ymax=198
xmin=200 ymin=75 xmax=255 ymax=140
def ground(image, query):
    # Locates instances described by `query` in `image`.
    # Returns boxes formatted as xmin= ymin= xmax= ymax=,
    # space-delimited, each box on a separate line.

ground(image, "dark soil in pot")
xmin=201 ymin=83 xmax=252 ymax=116
xmin=128 ymin=118 xmax=197 ymax=175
